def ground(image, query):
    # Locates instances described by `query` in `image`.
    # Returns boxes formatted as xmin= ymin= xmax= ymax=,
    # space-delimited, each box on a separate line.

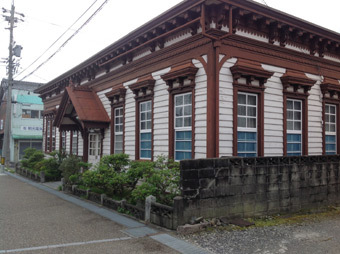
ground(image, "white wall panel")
xmin=123 ymin=79 xmax=138 ymax=160
xmin=219 ymin=57 xmax=237 ymax=156
xmin=152 ymin=68 xmax=171 ymax=158
xmin=193 ymin=59 xmax=207 ymax=159
xmin=97 ymin=88 xmax=112 ymax=156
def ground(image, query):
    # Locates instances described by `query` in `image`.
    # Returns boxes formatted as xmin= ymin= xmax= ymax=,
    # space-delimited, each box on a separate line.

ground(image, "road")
xmin=0 ymin=173 xmax=205 ymax=254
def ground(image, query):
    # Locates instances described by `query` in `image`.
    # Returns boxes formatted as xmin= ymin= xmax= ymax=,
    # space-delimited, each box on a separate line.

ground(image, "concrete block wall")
xmin=179 ymin=156 xmax=340 ymax=223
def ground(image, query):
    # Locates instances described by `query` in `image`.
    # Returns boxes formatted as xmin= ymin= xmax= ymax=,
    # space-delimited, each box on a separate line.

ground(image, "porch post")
xmin=83 ymin=128 xmax=88 ymax=162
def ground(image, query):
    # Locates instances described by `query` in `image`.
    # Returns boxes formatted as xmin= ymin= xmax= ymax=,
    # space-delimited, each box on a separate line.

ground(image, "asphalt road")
xmin=0 ymin=174 xmax=179 ymax=254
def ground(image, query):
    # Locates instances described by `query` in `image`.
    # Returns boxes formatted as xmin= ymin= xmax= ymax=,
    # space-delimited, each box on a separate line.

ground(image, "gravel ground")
xmin=179 ymin=213 xmax=340 ymax=254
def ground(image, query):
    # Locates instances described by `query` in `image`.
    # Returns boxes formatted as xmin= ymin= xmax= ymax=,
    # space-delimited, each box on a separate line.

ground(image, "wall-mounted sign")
xmin=20 ymin=126 xmax=43 ymax=131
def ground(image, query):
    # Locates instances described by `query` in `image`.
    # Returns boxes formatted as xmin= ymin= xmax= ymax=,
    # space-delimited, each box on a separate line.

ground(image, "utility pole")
xmin=1 ymin=1 xmax=23 ymax=166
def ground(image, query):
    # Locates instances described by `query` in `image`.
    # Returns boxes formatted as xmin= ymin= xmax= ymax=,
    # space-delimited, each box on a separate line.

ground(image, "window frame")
xmin=174 ymin=92 xmax=193 ymax=161
xmin=283 ymin=92 xmax=308 ymax=156
xmin=44 ymin=115 xmax=56 ymax=153
xmin=323 ymin=99 xmax=340 ymax=155
xmin=70 ymin=130 xmax=78 ymax=155
xmin=137 ymin=99 xmax=153 ymax=160
xmin=236 ymin=92 xmax=258 ymax=157
xmin=60 ymin=131 xmax=66 ymax=151
xmin=168 ymin=84 xmax=195 ymax=160
xmin=22 ymin=109 xmax=40 ymax=119
xmin=286 ymin=98 xmax=303 ymax=156
xmin=129 ymin=75 xmax=155 ymax=161
xmin=113 ymin=106 xmax=124 ymax=154
xmin=233 ymin=86 xmax=264 ymax=157
xmin=105 ymin=86 xmax=126 ymax=155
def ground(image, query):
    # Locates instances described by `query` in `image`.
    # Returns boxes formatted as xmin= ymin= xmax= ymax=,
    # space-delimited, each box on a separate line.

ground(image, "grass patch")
xmin=247 ymin=206 xmax=340 ymax=228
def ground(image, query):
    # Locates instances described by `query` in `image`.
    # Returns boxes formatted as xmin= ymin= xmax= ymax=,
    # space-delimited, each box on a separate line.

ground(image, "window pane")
xmin=147 ymin=111 xmax=151 ymax=120
xmin=248 ymin=95 xmax=256 ymax=105
xmin=287 ymin=100 xmax=293 ymax=109
xmin=238 ymin=105 xmax=246 ymax=116
xmin=294 ymin=111 xmax=301 ymax=120
xmin=175 ymin=96 xmax=183 ymax=106
xmin=294 ymin=121 xmax=301 ymax=130
xmin=146 ymin=121 xmax=152 ymax=130
xmin=141 ymin=132 xmax=151 ymax=141
xmin=184 ymin=117 xmax=192 ymax=127
xmin=287 ymin=121 xmax=293 ymax=130
xmin=330 ymin=124 xmax=336 ymax=132
xmin=184 ymin=94 xmax=192 ymax=104
xmin=330 ymin=106 xmax=336 ymax=114
xmin=238 ymin=94 xmax=246 ymax=104
xmin=238 ymin=117 xmax=246 ymax=127
xmin=176 ymin=107 xmax=183 ymax=117
xmin=237 ymin=131 xmax=257 ymax=157
xmin=287 ymin=111 xmax=293 ymax=120
xmin=287 ymin=134 xmax=301 ymax=142
xmin=325 ymin=105 xmax=330 ymax=113
xmin=141 ymin=150 xmax=152 ymax=159
xmin=330 ymin=115 xmax=336 ymax=123
xmin=141 ymin=102 xmax=146 ymax=111
xmin=247 ymin=107 xmax=256 ymax=117
xmin=176 ymin=118 xmax=183 ymax=128
xmin=175 ymin=151 xmax=191 ymax=161
xmin=294 ymin=101 xmax=301 ymax=110
xmin=247 ymin=118 xmax=256 ymax=128
xmin=184 ymin=105 xmax=192 ymax=116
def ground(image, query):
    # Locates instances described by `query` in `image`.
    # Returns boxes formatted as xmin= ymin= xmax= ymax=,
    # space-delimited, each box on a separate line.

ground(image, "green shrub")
xmin=98 ymin=154 xmax=130 ymax=172
xmin=60 ymin=155 xmax=88 ymax=185
xmin=41 ymin=158 xmax=61 ymax=180
xmin=21 ymin=149 xmax=45 ymax=170
xmin=130 ymin=162 xmax=180 ymax=206
xmin=23 ymin=148 xmax=37 ymax=159
xmin=79 ymin=154 xmax=180 ymax=206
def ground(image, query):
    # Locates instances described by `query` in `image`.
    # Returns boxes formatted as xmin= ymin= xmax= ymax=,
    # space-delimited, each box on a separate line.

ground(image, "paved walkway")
xmin=0 ymin=172 xmax=209 ymax=254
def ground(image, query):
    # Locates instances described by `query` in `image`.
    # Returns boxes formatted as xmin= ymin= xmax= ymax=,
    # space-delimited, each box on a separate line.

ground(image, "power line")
xmin=261 ymin=0 xmax=269 ymax=7
xmin=15 ymin=0 xmax=102 ymax=80
xmin=24 ymin=15 xmax=77 ymax=31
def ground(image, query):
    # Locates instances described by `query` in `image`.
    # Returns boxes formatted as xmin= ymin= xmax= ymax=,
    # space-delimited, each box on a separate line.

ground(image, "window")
xmin=140 ymin=101 xmax=152 ymax=159
xmin=46 ymin=119 xmax=51 ymax=152
xmin=61 ymin=131 xmax=66 ymax=151
xmin=22 ymin=109 xmax=40 ymax=119
xmin=71 ymin=131 xmax=78 ymax=155
xmin=237 ymin=92 xmax=257 ymax=157
xmin=45 ymin=116 xmax=56 ymax=153
xmin=89 ymin=133 xmax=101 ymax=156
xmin=114 ymin=107 xmax=123 ymax=154
xmin=287 ymin=99 xmax=302 ymax=156
xmin=52 ymin=124 xmax=56 ymax=151
xmin=174 ymin=93 xmax=192 ymax=160
xmin=325 ymin=104 xmax=336 ymax=155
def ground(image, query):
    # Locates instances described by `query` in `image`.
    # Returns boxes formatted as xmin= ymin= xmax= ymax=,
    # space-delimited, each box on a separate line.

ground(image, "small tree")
xmin=60 ymin=155 xmax=89 ymax=185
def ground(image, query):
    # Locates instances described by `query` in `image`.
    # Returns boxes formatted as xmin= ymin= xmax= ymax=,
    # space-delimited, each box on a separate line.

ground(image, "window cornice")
xmin=161 ymin=61 xmax=198 ymax=93
xmin=105 ymin=84 xmax=126 ymax=106
xmin=129 ymin=75 xmax=155 ymax=100
xmin=320 ymin=77 xmax=340 ymax=98
xmin=230 ymin=59 xmax=273 ymax=88
xmin=281 ymin=70 xmax=315 ymax=94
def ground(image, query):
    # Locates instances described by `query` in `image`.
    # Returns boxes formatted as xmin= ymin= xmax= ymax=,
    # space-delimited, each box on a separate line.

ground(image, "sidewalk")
xmin=1 ymin=171 xmax=209 ymax=254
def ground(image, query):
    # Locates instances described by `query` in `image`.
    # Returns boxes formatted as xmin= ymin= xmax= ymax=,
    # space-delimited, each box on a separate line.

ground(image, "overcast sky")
xmin=0 ymin=0 xmax=339 ymax=84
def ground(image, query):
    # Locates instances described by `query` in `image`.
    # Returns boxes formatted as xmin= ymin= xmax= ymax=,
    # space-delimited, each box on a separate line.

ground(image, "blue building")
xmin=0 ymin=79 xmax=44 ymax=162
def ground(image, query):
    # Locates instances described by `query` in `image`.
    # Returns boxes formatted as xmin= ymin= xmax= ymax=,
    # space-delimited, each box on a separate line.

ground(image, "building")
xmin=35 ymin=0 xmax=340 ymax=164
xmin=0 ymin=79 xmax=44 ymax=162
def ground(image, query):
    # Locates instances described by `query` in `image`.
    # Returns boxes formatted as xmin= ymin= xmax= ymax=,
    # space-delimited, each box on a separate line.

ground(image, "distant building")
xmin=0 ymin=79 xmax=44 ymax=162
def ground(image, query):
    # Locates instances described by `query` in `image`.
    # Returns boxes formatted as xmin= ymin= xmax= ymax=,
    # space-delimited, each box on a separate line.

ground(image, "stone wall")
xmin=178 ymin=155 xmax=340 ymax=224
